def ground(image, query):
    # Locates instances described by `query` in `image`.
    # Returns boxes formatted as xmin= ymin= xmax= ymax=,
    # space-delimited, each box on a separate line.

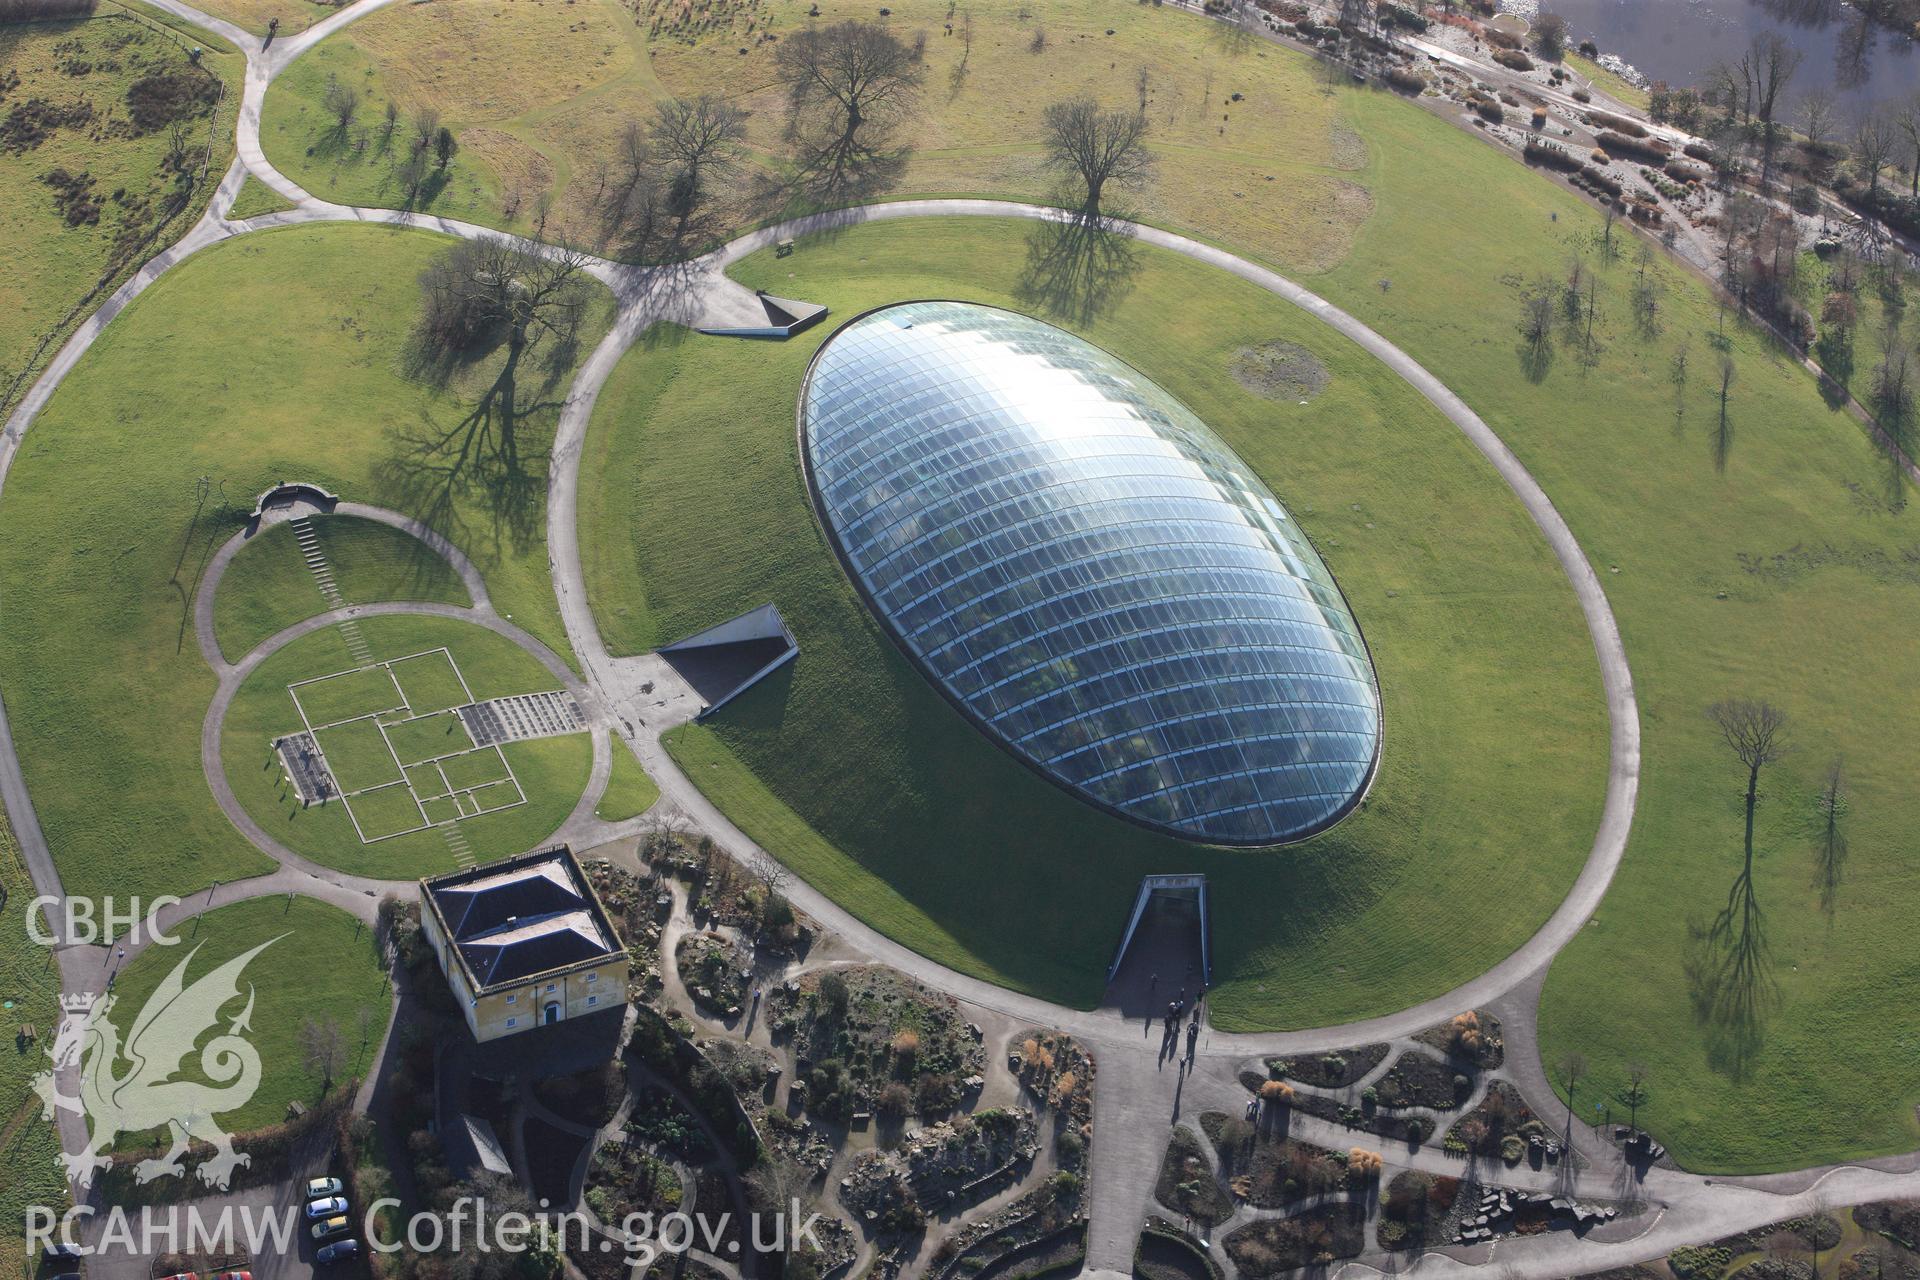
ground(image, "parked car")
xmin=305 ymin=1195 xmax=349 ymax=1220
xmin=305 ymin=1177 xmax=344 ymax=1199
xmin=311 ymin=1216 xmax=351 ymax=1241
xmin=316 ymin=1240 xmax=360 ymax=1265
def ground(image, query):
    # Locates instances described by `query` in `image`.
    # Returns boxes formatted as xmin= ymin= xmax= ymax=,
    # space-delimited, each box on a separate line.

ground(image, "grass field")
xmin=596 ymin=743 xmax=659 ymax=823
xmin=0 ymin=5 xmax=242 ymax=415
xmin=582 ymin=219 xmax=1607 ymax=1026
xmin=105 ymin=895 xmax=392 ymax=1138
xmin=258 ymin=0 xmax=1368 ymax=271
xmin=0 ymin=806 xmax=69 ymax=1278
xmin=213 ymin=514 xmax=472 ymax=662
xmin=225 ymin=175 xmax=297 ymax=220
xmin=1287 ymin=85 xmax=1920 ymax=1169
xmin=0 ymin=223 xmax=608 ymax=907
xmin=222 ymin=614 xmax=593 ymax=879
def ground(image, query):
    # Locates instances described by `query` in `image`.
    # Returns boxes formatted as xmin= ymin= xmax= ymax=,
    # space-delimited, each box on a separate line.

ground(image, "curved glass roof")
xmin=800 ymin=301 xmax=1380 ymax=845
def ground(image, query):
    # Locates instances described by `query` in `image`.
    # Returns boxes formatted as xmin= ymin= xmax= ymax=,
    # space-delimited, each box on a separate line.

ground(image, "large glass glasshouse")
xmin=800 ymin=301 xmax=1381 ymax=846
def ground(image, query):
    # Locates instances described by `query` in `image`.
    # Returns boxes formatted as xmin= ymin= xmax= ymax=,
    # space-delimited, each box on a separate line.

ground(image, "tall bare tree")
xmin=1746 ymin=33 xmax=1802 ymax=183
xmin=1896 ymin=94 xmax=1920 ymax=199
xmin=653 ymin=95 xmax=747 ymax=231
xmin=774 ymin=20 xmax=923 ymax=195
xmin=1040 ymin=97 xmax=1154 ymax=219
xmin=1796 ymin=88 xmax=1836 ymax=168
xmin=1852 ymin=112 xmax=1898 ymax=201
xmin=1709 ymin=699 xmax=1791 ymax=867
xmin=299 ymin=1016 xmax=347 ymax=1091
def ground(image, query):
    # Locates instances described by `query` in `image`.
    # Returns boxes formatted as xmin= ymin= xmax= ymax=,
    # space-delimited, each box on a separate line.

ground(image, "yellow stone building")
xmin=419 ymin=846 xmax=628 ymax=1042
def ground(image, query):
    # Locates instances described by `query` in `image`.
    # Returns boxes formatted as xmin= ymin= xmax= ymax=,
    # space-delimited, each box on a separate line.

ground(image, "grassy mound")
xmin=580 ymin=216 xmax=1606 ymax=1024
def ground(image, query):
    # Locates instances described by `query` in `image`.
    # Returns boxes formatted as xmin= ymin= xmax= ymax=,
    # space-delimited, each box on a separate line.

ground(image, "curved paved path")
xmin=0 ymin=0 xmax=1910 ymax=1274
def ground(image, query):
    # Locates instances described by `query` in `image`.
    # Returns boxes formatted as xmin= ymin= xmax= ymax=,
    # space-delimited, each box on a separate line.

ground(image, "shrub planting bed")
xmin=1155 ymin=1127 xmax=1233 ymax=1226
xmin=1413 ymin=1010 xmax=1505 ymax=1070
xmin=1224 ymin=1204 xmax=1369 ymax=1276
xmin=1199 ymin=1112 xmax=1354 ymax=1208
xmin=1444 ymin=1082 xmax=1543 ymax=1160
xmin=1373 ymin=1051 xmax=1470 ymax=1110
xmin=1264 ymin=1044 xmax=1390 ymax=1089
xmin=1377 ymin=1170 xmax=1462 ymax=1250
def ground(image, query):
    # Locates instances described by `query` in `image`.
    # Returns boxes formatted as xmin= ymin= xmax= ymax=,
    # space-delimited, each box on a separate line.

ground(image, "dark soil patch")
xmin=1223 ymin=1203 xmax=1368 ymax=1276
xmin=1135 ymin=1224 xmax=1222 ymax=1280
xmin=523 ymin=1115 xmax=588 ymax=1208
xmin=1154 ymin=1126 xmax=1233 ymax=1226
xmin=1373 ymin=1050 xmax=1470 ymax=1110
xmin=1261 ymin=1043 xmax=1389 ymax=1089
xmin=1230 ymin=339 xmax=1331 ymax=403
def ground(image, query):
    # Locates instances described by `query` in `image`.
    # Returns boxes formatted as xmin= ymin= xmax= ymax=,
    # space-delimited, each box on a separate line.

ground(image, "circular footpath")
xmin=1 ymin=1 xmax=1914 ymax=1274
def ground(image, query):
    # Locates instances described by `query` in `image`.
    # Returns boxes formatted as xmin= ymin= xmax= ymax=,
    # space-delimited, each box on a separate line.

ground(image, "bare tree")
xmin=1796 ymin=88 xmax=1836 ymax=173
xmin=774 ymin=20 xmax=923 ymax=195
xmin=1708 ymin=699 xmax=1791 ymax=861
xmin=1852 ymin=112 xmax=1898 ymax=200
xmin=1619 ymin=1060 xmax=1649 ymax=1133
xmin=1898 ymin=94 xmax=1920 ymax=199
xmin=1872 ymin=315 xmax=1913 ymax=423
xmin=409 ymin=234 xmax=595 ymax=460
xmin=652 ymin=95 xmax=748 ymax=247
xmin=1554 ymin=1051 xmax=1588 ymax=1117
xmin=299 ymin=1016 xmax=348 ymax=1091
xmin=323 ymin=76 xmax=360 ymax=134
xmin=1041 ymin=97 xmax=1154 ymax=219
xmin=411 ymin=105 xmax=442 ymax=159
xmin=1747 ymin=33 xmax=1802 ymax=183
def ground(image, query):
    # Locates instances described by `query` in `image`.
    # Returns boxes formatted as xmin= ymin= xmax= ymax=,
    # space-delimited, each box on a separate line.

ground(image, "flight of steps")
xmin=290 ymin=516 xmax=373 ymax=666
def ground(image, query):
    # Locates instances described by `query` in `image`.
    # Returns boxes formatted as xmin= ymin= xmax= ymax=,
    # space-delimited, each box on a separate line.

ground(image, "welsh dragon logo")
xmin=32 ymin=938 xmax=281 ymax=1190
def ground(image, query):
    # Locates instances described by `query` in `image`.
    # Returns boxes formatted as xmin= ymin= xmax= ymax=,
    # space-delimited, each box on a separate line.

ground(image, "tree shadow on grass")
xmin=378 ymin=328 xmax=578 ymax=569
xmin=1014 ymin=210 xmax=1143 ymax=328
xmin=1685 ymin=862 xmax=1777 ymax=1081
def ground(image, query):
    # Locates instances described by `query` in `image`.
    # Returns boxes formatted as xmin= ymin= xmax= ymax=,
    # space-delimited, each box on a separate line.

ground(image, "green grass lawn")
xmin=213 ymin=514 xmax=472 ymax=662
xmin=595 ymin=743 xmax=659 ymax=824
xmin=0 ymin=806 xmax=70 ymax=1276
xmin=259 ymin=0 xmax=1368 ymax=271
xmin=584 ymin=218 xmax=1607 ymax=1025
xmin=0 ymin=5 xmax=243 ymax=415
xmin=222 ymin=614 xmax=594 ymax=879
xmin=226 ymin=176 xmax=297 ymax=221
xmin=1292 ymin=87 xmax=1920 ymax=1169
xmin=0 ymin=223 xmax=608 ymax=906
xmin=106 ymin=895 xmax=392 ymax=1139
